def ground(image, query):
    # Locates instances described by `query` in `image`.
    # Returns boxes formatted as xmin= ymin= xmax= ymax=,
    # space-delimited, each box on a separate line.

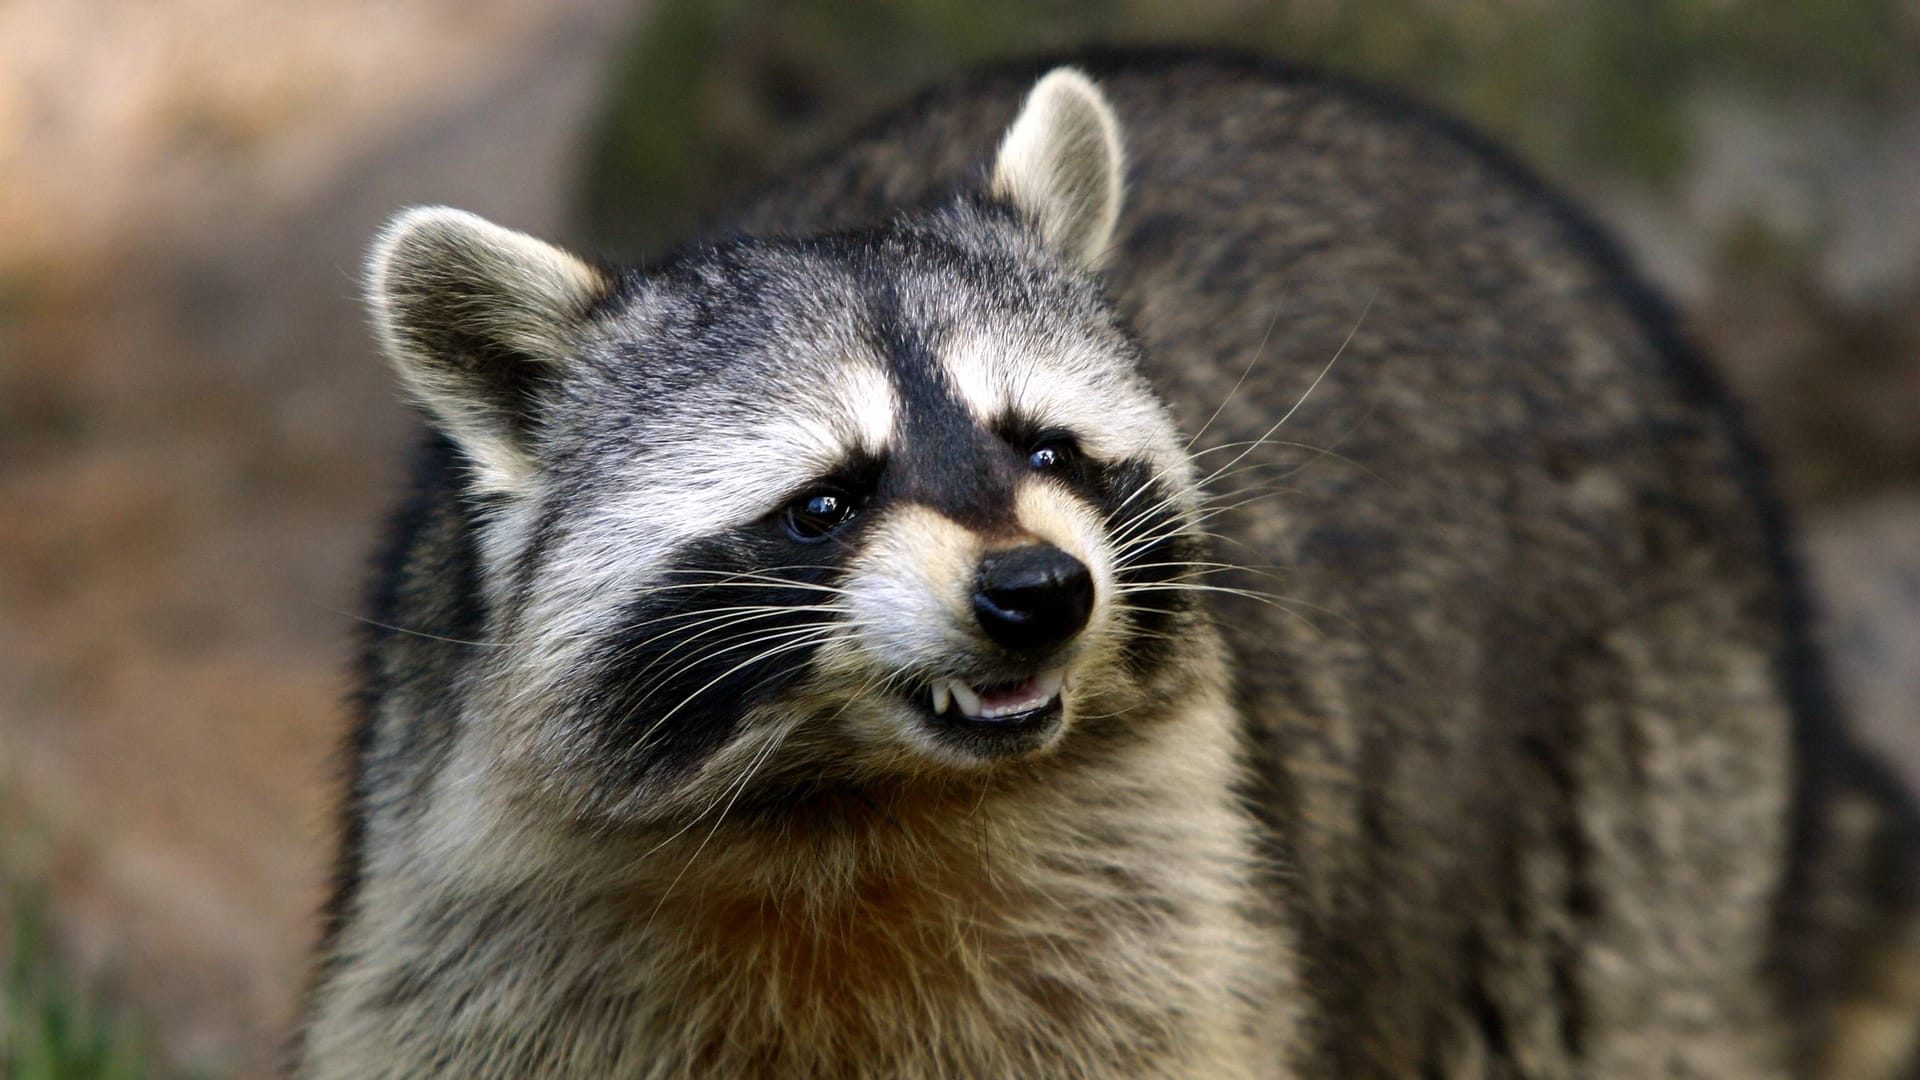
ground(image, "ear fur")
xmin=990 ymin=68 xmax=1126 ymax=270
xmin=366 ymin=206 xmax=611 ymax=495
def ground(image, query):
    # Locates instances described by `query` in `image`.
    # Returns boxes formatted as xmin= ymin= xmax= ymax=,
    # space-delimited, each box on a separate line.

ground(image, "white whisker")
xmin=1187 ymin=306 xmax=1284 ymax=450
xmin=622 ymin=628 xmax=850 ymax=755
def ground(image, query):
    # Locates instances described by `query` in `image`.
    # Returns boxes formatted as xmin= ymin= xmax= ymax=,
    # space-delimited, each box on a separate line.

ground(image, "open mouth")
xmin=929 ymin=669 xmax=1067 ymax=724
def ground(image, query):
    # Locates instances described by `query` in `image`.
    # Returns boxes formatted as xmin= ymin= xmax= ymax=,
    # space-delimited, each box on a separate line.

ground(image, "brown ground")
xmin=0 ymin=1 xmax=637 ymax=1071
xmin=0 ymin=3 xmax=1914 ymax=1074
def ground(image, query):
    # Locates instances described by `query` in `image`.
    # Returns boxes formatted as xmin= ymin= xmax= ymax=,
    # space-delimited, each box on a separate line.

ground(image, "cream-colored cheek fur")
xmin=812 ymin=479 xmax=1129 ymax=771
xmin=829 ymin=480 xmax=1120 ymax=680
xmin=840 ymin=478 xmax=1121 ymax=672
xmin=836 ymin=503 xmax=982 ymax=676
xmin=1013 ymin=477 xmax=1115 ymax=600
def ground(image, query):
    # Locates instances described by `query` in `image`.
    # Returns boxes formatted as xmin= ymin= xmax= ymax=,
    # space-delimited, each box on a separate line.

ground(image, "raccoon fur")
xmin=299 ymin=52 xmax=1920 ymax=1078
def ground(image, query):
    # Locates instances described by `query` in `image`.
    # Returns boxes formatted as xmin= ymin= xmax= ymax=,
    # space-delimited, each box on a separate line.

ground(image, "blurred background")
xmin=2 ymin=1 xmax=1916 ymax=1075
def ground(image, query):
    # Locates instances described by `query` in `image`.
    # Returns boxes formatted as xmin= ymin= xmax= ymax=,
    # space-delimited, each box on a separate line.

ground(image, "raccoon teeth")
xmin=936 ymin=670 xmax=1068 ymax=721
xmin=949 ymin=680 xmax=983 ymax=718
xmin=1022 ymin=669 xmax=1068 ymax=714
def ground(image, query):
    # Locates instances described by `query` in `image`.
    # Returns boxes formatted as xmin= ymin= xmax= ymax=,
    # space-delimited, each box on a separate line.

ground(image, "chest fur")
xmin=600 ymin=816 xmax=1276 ymax=1079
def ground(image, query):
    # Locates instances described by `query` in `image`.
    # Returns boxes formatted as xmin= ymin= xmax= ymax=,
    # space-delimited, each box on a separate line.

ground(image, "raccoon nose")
xmin=973 ymin=545 xmax=1094 ymax=653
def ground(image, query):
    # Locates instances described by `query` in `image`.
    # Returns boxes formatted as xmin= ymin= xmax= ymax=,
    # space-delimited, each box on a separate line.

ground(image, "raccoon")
xmin=299 ymin=52 xmax=1920 ymax=1078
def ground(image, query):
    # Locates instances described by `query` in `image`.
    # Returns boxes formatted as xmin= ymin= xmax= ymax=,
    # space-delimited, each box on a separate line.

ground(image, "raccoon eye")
xmin=784 ymin=489 xmax=858 ymax=541
xmin=1027 ymin=438 xmax=1079 ymax=474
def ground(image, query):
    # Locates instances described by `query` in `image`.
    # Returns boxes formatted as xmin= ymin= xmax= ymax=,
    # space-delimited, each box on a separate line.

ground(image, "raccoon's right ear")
xmin=991 ymin=67 xmax=1126 ymax=270
xmin=366 ymin=206 xmax=613 ymax=495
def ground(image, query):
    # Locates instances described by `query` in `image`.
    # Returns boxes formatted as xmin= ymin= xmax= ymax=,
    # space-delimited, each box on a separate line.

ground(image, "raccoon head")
xmin=368 ymin=69 xmax=1211 ymax=826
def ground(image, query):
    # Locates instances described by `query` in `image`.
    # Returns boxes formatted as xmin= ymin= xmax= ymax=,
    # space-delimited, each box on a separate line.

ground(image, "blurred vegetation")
xmin=3 ymin=896 xmax=154 ymax=1080
xmin=577 ymin=0 xmax=1920 ymax=254
xmin=1 ymin=793 xmax=173 ymax=1080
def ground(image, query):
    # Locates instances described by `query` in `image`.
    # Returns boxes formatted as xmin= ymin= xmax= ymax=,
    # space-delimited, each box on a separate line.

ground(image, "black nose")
xmin=973 ymin=544 xmax=1094 ymax=653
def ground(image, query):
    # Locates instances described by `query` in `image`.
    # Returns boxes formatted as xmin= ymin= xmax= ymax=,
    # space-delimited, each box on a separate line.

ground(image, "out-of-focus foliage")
xmin=577 ymin=0 xmax=1920 ymax=253
xmin=578 ymin=0 xmax=1111 ymax=253
xmin=2 ymin=891 xmax=155 ymax=1080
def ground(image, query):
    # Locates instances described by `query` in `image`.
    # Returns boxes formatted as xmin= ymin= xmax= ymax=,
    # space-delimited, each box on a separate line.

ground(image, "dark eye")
xmin=1027 ymin=438 xmax=1078 ymax=473
xmin=784 ymin=489 xmax=857 ymax=541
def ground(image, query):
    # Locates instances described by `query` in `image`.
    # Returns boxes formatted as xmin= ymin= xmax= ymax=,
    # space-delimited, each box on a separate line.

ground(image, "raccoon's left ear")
xmin=366 ymin=207 xmax=614 ymax=496
xmin=991 ymin=67 xmax=1126 ymax=270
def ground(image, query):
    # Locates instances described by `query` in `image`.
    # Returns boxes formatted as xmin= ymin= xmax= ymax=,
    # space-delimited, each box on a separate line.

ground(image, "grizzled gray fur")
xmin=300 ymin=51 xmax=1920 ymax=1078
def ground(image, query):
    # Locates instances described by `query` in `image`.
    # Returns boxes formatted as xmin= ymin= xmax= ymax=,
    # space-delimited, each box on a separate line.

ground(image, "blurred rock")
xmin=1807 ymin=498 xmax=1920 ymax=797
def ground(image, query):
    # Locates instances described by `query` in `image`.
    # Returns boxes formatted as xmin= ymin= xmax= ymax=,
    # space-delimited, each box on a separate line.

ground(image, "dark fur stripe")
xmin=1095 ymin=456 xmax=1202 ymax=671
xmin=577 ymin=529 xmax=853 ymax=795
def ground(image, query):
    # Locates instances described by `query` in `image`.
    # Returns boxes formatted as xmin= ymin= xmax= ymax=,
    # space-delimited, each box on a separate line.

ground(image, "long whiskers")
xmin=618 ymin=623 xmax=857 ymax=759
xmin=1193 ymin=290 xmax=1376 ymax=487
xmin=1187 ymin=306 xmax=1284 ymax=450
xmin=639 ymin=664 xmax=892 ymax=930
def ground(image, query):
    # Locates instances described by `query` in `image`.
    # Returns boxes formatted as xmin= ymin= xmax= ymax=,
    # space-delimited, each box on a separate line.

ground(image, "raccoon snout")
xmin=972 ymin=544 xmax=1094 ymax=653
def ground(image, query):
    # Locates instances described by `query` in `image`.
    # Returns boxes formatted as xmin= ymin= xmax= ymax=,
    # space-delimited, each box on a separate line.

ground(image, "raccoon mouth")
xmin=929 ymin=669 xmax=1068 ymax=723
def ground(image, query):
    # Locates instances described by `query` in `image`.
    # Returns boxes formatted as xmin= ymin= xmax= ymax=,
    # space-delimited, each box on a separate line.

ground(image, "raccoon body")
xmin=300 ymin=52 xmax=1920 ymax=1078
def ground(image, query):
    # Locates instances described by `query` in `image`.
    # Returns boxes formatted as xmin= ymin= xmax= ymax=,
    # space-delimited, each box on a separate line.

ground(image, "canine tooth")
xmin=931 ymin=682 xmax=952 ymax=715
xmin=949 ymin=680 xmax=983 ymax=718
xmin=1035 ymin=669 xmax=1066 ymax=701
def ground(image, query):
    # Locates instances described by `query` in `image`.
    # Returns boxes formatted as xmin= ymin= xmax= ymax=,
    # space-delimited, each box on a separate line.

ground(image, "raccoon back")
xmin=722 ymin=50 xmax=1917 ymax=1076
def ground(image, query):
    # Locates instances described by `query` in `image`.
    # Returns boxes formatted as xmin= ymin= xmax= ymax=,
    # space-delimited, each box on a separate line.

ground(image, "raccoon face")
xmin=368 ymin=70 xmax=1208 ymax=824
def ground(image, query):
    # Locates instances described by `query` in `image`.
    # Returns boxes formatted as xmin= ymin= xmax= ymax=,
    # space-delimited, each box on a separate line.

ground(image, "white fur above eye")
xmin=991 ymin=68 xmax=1126 ymax=270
